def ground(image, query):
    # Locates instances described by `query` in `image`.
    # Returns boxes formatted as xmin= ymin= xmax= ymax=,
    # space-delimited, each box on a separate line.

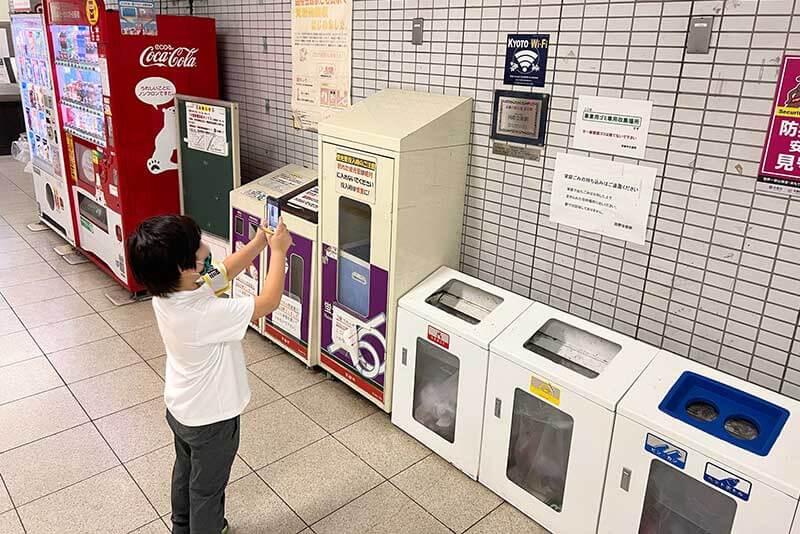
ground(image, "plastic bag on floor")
xmin=11 ymin=134 xmax=30 ymax=163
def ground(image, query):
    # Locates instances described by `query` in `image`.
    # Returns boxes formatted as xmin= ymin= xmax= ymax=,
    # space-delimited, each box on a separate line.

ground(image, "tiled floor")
xmin=0 ymin=157 xmax=548 ymax=534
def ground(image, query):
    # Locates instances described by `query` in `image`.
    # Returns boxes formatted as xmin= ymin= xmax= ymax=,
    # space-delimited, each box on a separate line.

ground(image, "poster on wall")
xmin=573 ymin=95 xmax=652 ymax=159
xmin=504 ymin=33 xmax=549 ymax=87
xmin=550 ymin=153 xmax=656 ymax=245
xmin=291 ymin=0 xmax=352 ymax=131
xmin=119 ymin=1 xmax=158 ymax=36
xmin=758 ymin=55 xmax=800 ymax=194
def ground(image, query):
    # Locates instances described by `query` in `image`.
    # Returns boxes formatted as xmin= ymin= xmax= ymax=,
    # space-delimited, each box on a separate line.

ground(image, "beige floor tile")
xmin=79 ymin=287 xmax=118 ymax=313
xmin=48 ymin=336 xmax=143 ymax=384
xmin=223 ymin=474 xmax=305 ymax=534
xmin=311 ymin=481 xmax=449 ymax=534
xmin=334 ymin=412 xmax=430 ymax=478
xmin=70 ymin=362 xmax=163 ymax=419
xmin=0 ymin=477 xmax=11 ymax=512
xmin=20 ymin=230 xmax=65 ymax=249
xmin=0 ymin=262 xmax=58 ymax=290
xmin=147 ymin=355 xmax=166 ymax=379
xmin=29 ymin=314 xmax=115 ymax=354
xmin=0 ymin=511 xmax=24 ymax=533
xmin=101 ymin=300 xmax=156 ymax=334
xmin=1 ymin=277 xmax=75 ymax=308
xmin=47 ymin=257 xmax=98 ymax=277
xmin=14 ymin=294 xmax=94 ymax=329
xmin=465 ymin=503 xmax=551 ymax=534
xmin=126 ymin=444 xmax=251 ymax=516
xmin=95 ymin=398 xmax=172 ymax=462
xmin=0 ymin=309 xmax=24 ymax=337
xmin=288 ymin=379 xmax=377 ymax=433
xmin=62 ymin=269 xmax=117 ymax=293
xmin=242 ymin=330 xmax=286 ymax=366
xmin=259 ymin=436 xmax=382 ymax=525
xmin=0 ymin=295 xmax=7 ymax=310
xmin=0 ymin=248 xmax=41 ymax=270
xmin=238 ymin=399 xmax=327 ymax=470
xmin=0 ymin=236 xmax=31 ymax=253
xmin=249 ymin=352 xmax=325 ymax=396
xmin=17 ymin=466 xmax=157 ymax=534
xmin=0 ymin=357 xmax=62 ymax=405
xmin=0 ymin=225 xmax=18 ymax=239
xmin=130 ymin=519 xmax=170 ymax=533
xmin=0 ymin=423 xmax=119 ymax=506
xmin=121 ymin=325 xmax=166 ymax=359
xmin=243 ymin=372 xmax=281 ymax=414
xmin=0 ymin=331 xmax=42 ymax=367
xmin=391 ymin=454 xmax=502 ymax=533
xmin=31 ymin=244 xmax=61 ymax=263
xmin=1 ymin=212 xmax=39 ymax=227
xmin=0 ymin=387 xmax=88 ymax=453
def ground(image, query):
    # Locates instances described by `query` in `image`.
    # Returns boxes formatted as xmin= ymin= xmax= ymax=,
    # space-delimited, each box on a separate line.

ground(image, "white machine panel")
xmin=392 ymin=267 xmax=531 ymax=479
xmin=74 ymin=187 xmax=126 ymax=282
xmin=599 ymin=350 xmax=800 ymax=534
xmin=480 ymin=302 xmax=659 ymax=534
xmin=33 ymin=166 xmax=74 ymax=242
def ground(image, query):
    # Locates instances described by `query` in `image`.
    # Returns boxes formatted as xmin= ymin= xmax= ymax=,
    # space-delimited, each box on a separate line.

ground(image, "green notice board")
xmin=176 ymin=95 xmax=241 ymax=240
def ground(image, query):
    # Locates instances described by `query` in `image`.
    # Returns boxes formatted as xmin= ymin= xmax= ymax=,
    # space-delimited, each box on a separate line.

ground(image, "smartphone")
xmin=265 ymin=196 xmax=280 ymax=232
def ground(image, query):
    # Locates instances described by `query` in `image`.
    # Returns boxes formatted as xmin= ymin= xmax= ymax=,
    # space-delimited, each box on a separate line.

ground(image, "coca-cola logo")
xmin=139 ymin=44 xmax=198 ymax=68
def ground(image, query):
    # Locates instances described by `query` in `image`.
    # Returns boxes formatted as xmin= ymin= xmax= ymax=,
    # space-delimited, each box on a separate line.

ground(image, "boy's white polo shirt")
xmin=153 ymin=283 xmax=255 ymax=427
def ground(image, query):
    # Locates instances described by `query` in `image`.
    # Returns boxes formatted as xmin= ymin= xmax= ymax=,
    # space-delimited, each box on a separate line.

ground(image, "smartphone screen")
xmin=266 ymin=197 xmax=280 ymax=231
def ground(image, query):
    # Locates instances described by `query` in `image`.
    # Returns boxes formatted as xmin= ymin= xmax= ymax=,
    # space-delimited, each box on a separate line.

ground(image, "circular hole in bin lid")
xmin=724 ymin=417 xmax=759 ymax=441
xmin=685 ymin=400 xmax=719 ymax=422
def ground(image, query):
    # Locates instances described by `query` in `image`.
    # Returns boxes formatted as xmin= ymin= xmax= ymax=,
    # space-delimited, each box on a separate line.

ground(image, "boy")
xmin=127 ymin=214 xmax=292 ymax=534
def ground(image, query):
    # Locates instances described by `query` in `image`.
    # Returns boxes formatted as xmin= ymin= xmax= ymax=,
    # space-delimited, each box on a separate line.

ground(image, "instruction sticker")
xmin=272 ymin=294 xmax=302 ymax=339
xmin=288 ymin=185 xmax=319 ymax=213
xmin=258 ymin=171 xmax=312 ymax=197
xmin=704 ymin=463 xmax=751 ymax=501
xmin=335 ymin=152 xmax=376 ymax=204
xmin=332 ymin=305 xmax=360 ymax=350
xmin=185 ymin=102 xmax=228 ymax=157
xmin=645 ymin=433 xmax=687 ymax=469
xmin=529 ymin=374 xmax=561 ymax=406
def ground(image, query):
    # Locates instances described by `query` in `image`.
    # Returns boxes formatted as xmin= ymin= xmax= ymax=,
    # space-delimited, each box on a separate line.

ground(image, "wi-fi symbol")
xmin=512 ymin=50 xmax=538 ymax=73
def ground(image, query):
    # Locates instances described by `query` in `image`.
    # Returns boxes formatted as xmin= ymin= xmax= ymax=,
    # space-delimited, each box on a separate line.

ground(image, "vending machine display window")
xmin=337 ymin=196 xmax=371 ymax=318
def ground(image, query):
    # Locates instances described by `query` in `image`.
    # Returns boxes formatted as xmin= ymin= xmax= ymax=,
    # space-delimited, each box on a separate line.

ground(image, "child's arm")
xmin=252 ymin=221 xmax=293 ymax=320
xmin=222 ymin=223 xmax=271 ymax=280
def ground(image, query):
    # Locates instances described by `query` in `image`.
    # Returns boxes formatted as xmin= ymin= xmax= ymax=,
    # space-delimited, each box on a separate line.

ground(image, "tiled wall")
xmin=158 ymin=0 xmax=800 ymax=399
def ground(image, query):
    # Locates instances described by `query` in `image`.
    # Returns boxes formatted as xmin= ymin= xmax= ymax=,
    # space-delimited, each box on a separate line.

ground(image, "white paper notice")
xmin=185 ymin=102 xmax=228 ymax=157
xmin=291 ymin=0 xmax=352 ymax=130
xmin=550 ymin=153 xmax=656 ymax=245
xmin=288 ymin=185 xmax=319 ymax=212
xmin=573 ymin=96 xmax=653 ymax=159
xmin=335 ymin=152 xmax=376 ymax=204
xmin=0 ymin=30 xmax=9 ymax=58
xmin=332 ymin=305 xmax=359 ymax=351
xmin=272 ymin=294 xmax=302 ymax=339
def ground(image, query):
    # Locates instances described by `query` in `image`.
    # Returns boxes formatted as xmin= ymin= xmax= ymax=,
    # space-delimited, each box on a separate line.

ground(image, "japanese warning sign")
xmin=573 ymin=96 xmax=653 ymax=159
xmin=504 ymin=34 xmax=549 ymax=87
xmin=550 ymin=153 xmax=656 ymax=245
xmin=759 ymin=55 xmax=800 ymax=193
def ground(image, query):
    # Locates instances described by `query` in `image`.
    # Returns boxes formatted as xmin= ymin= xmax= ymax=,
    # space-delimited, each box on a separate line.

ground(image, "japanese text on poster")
xmin=185 ymin=102 xmax=228 ymax=157
xmin=573 ymin=95 xmax=652 ymax=159
xmin=288 ymin=185 xmax=319 ymax=212
xmin=550 ymin=153 xmax=656 ymax=245
xmin=335 ymin=152 xmax=375 ymax=204
xmin=758 ymin=55 xmax=800 ymax=194
xmin=291 ymin=0 xmax=352 ymax=130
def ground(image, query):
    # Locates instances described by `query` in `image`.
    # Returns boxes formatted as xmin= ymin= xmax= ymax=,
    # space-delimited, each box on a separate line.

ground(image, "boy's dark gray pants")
xmin=166 ymin=410 xmax=240 ymax=534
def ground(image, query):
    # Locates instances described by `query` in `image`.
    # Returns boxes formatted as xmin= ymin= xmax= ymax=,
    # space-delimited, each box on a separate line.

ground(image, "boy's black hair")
xmin=127 ymin=215 xmax=201 ymax=297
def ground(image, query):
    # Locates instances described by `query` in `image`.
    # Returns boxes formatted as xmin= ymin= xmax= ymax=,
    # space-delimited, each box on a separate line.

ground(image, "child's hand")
xmin=267 ymin=219 xmax=292 ymax=254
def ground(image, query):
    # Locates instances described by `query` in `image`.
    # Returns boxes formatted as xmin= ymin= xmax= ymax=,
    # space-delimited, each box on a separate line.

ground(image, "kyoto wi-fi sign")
xmin=504 ymin=34 xmax=549 ymax=87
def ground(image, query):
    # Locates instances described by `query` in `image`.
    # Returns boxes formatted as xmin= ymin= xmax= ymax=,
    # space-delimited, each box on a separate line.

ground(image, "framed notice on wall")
xmin=491 ymin=90 xmax=549 ymax=146
xmin=758 ymin=55 xmax=800 ymax=194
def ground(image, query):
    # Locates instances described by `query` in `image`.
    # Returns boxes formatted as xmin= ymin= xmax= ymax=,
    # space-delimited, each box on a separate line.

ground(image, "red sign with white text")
xmin=759 ymin=55 xmax=800 ymax=192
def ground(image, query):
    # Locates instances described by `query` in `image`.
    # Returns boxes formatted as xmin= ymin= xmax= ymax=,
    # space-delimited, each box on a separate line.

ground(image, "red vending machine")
xmin=45 ymin=0 xmax=218 ymax=292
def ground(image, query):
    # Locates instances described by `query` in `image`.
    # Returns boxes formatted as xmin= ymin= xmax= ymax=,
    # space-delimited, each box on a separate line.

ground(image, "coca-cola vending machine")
xmin=45 ymin=0 xmax=218 ymax=292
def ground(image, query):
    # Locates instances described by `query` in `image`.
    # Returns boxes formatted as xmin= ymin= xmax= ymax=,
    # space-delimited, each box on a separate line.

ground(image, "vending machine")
xmin=318 ymin=89 xmax=473 ymax=411
xmin=45 ymin=0 xmax=218 ymax=292
xmin=11 ymin=13 xmax=74 ymax=243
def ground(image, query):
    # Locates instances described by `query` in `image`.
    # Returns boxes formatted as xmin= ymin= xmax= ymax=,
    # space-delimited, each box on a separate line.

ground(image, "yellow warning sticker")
xmin=530 ymin=375 xmax=561 ymax=406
